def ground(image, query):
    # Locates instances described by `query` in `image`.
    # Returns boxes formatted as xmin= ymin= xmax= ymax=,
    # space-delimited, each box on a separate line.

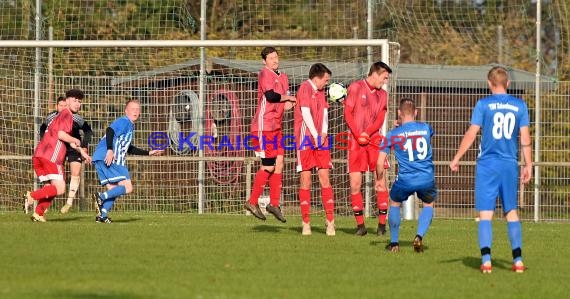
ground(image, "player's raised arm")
xmin=127 ymin=144 xmax=164 ymax=156
xmin=69 ymin=142 xmax=91 ymax=164
xmin=80 ymin=120 xmax=93 ymax=149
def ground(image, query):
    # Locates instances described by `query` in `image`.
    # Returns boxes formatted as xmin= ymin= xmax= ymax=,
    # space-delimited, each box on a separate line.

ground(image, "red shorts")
xmin=251 ymin=130 xmax=284 ymax=159
xmin=296 ymin=149 xmax=332 ymax=172
xmin=347 ymin=145 xmax=390 ymax=173
xmin=32 ymin=156 xmax=64 ymax=182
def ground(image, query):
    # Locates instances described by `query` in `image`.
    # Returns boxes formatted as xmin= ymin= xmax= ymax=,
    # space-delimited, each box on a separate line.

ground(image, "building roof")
xmin=112 ymin=58 xmax=557 ymax=89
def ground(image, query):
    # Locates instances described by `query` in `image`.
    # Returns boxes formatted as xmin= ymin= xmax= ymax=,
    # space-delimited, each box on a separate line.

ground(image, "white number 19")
xmin=403 ymin=137 xmax=428 ymax=162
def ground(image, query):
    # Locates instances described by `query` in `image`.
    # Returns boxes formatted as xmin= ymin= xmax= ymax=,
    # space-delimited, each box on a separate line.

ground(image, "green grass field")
xmin=1 ymin=212 xmax=568 ymax=299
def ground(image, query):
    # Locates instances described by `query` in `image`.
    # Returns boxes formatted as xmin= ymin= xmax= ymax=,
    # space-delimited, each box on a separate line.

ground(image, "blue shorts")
xmin=94 ymin=161 xmax=130 ymax=186
xmin=389 ymin=178 xmax=437 ymax=204
xmin=475 ymin=160 xmax=518 ymax=213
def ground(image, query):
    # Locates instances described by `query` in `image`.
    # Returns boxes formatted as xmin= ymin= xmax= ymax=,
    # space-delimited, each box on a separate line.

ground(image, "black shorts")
xmin=66 ymin=150 xmax=83 ymax=163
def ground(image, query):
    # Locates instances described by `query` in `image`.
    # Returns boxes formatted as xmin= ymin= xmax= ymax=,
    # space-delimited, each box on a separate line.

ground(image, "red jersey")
xmin=294 ymin=79 xmax=328 ymax=147
xmin=343 ymin=79 xmax=388 ymax=139
xmin=34 ymin=108 xmax=73 ymax=164
xmin=251 ymin=67 xmax=290 ymax=132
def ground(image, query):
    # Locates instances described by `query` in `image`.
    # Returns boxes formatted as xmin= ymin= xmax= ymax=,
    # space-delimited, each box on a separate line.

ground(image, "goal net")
xmin=0 ymin=0 xmax=403 ymax=216
xmin=0 ymin=38 xmax=399 ymax=216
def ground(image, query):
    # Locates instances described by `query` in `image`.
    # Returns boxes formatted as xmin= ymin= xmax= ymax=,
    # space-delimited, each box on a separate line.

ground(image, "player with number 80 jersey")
xmin=472 ymin=97 xmax=529 ymax=162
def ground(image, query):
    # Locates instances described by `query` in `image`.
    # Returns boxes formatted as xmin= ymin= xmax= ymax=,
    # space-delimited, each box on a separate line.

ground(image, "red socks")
xmin=249 ymin=170 xmax=282 ymax=206
xmin=322 ymin=187 xmax=334 ymax=222
xmin=249 ymin=169 xmax=271 ymax=205
xmin=299 ymin=188 xmax=311 ymax=223
xmin=35 ymin=198 xmax=53 ymax=216
xmin=31 ymin=185 xmax=58 ymax=216
xmin=268 ymin=173 xmax=282 ymax=206
xmin=351 ymin=193 xmax=364 ymax=225
xmin=300 ymin=187 xmax=334 ymax=223
xmin=377 ymin=191 xmax=389 ymax=225
xmin=31 ymin=184 xmax=58 ymax=200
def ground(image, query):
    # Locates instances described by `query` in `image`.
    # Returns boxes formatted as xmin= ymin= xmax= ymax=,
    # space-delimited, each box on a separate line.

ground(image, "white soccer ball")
xmin=327 ymin=82 xmax=347 ymax=103
xmin=258 ymin=195 xmax=270 ymax=215
xmin=185 ymin=104 xmax=191 ymax=111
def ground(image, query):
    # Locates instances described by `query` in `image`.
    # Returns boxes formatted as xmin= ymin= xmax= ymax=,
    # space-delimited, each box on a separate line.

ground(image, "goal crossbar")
xmin=0 ymin=39 xmax=389 ymax=48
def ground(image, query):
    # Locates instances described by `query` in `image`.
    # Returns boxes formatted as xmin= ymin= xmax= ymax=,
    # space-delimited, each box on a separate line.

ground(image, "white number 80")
xmin=492 ymin=112 xmax=516 ymax=140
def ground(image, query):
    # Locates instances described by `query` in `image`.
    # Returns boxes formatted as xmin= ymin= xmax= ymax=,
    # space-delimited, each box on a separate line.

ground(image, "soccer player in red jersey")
xmin=24 ymin=89 xmax=91 ymax=222
xmin=244 ymin=47 xmax=296 ymax=222
xmin=39 ymin=96 xmax=94 ymax=214
xmin=344 ymin=61 xmax=392 ymax=236
xmin=294 ymin=63 xmax=334 ymax=236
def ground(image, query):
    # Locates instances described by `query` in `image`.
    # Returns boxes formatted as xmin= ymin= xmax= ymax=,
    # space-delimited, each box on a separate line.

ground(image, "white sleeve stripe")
xmin=322 ymin=108 xmax=328 ymax=134
xmin=301 ymin=107 xmax=318 ymax=138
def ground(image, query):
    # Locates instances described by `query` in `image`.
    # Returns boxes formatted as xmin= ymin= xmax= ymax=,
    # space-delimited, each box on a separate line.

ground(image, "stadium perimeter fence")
xmin=0 ymin=40 xmax=569 ymax=222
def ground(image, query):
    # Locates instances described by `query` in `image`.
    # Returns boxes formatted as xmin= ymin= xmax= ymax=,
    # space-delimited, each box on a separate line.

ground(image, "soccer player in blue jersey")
xmin=376 ymin=98 xmax=436 ymax=253
xmin=450 ymin=66 xmax=533 ymax=273
xmin=91 ymin=99 xmax=164 ymax=223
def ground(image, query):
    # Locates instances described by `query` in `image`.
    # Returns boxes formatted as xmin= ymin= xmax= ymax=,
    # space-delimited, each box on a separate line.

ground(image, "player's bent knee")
xmin=53 ymin=182 xmax=66 ymax=195
xmin=350 ymin=186 xmax=361 ymax=194
xmin=125 ymin=185 xmax=134 ymax=194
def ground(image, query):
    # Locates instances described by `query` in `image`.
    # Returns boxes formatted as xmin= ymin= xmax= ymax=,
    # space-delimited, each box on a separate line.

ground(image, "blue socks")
xmin=100 ymin=185 xmax=126 ymax=200
xmin=101 ymin=197 xmax=116 ymax=218
xmin=388 ymin=206 xmax=401 ymax=244
xmin=388 ymin=206 xmax=433 ymax=244
xmin=98 ymin=186 xmax=125 ymax=218
xmin=478 ymin=220 xmax=523 ymax=264
xmin=508 ymin=221 xmax=523 ymax=263
xmin=478 ymin=220 xmax=492 ymax=264
xmin=417 ymin=206 xmax=433 ymax=238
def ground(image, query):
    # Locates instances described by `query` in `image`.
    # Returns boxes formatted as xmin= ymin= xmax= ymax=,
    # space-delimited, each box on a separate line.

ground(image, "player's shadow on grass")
xmin=111 ymin=217 xmax=143 ymax=223
xmin=440 ymin=256 xmax=514 ymax=271
xmin=369 ymin=240 xmax=429 ymax=251
xmin=55 ymin=291 xmax=144 ymax=299
xmin=252 ymin=224 xmax=287 ymax=233
xmin=49 ymin=217 xmax=84 ymax=222
xmin=336 ymin=227 xmax=360 ymax=235
xmin=287 ymin=226 xmax=326 ymax=235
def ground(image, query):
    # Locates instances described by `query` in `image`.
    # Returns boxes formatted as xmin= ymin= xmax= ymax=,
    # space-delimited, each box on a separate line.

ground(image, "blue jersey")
xmin=382 ymin=121 xmax=434 ymax=185
xmin=471 ymin=94 xmax=529 ymax=163
xmin=93 ymin=116 xmax=134 ymax=166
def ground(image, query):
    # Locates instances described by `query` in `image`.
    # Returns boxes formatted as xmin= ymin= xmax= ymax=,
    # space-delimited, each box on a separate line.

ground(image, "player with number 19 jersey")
xmin=471 ymin=94 xmax=529 ymax=163
xmin=382 ymin=121 xmax=434 ymax=188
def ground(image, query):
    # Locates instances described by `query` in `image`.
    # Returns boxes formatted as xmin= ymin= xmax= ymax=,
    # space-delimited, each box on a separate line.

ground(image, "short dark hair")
xmin=65 ymin=89 xmax=84 ymax=100
xmin=368 ymin=61 xmax=392 ymax=76
xmin=56 ymin=96 xmax=66 ymax=103
xmin=261 ymin=47 xmax=278 ymax=60
xmin=308 ymin=63 xmax=332 ymax=79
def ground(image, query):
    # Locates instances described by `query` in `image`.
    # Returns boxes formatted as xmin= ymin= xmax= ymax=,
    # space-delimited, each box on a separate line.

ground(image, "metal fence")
xmin=1 ymin=69 xmax=568 ymax=221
